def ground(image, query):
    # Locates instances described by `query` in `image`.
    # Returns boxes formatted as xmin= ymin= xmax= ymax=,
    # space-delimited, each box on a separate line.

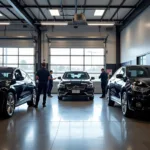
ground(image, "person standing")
xmin=47 ymin=70 xmax=56 ymax=97
xmin=99 ymin=68 xmax=108 ymax=98
xmin=35 ymin=62 xmax=50 ymax=108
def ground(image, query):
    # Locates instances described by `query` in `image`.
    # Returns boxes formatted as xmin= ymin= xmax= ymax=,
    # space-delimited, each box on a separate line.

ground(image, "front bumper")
xmin=58 ymin=88 xmax=94 ymax=97
xmin=128 ymin=91 xmax=150 ymax=111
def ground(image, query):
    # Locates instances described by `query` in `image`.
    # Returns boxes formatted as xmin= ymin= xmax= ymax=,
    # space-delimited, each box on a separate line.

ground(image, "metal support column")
xmin=116 ymin=26 xmax=121 ymax=69
xmin=37 ymin=30 xmax=41 ymax=70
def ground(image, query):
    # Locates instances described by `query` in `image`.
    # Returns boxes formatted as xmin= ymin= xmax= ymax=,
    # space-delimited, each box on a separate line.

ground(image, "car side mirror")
xmin=116 ymin=74 xmax=123 ymax=79
xmin=91 ymin=77 xmax=95 ymax=80
xmin=58 ymin=77 xmax=62 ymax=80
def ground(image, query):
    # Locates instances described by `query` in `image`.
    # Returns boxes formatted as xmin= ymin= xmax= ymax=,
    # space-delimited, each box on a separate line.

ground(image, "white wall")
xmin=121 ymin=6 xmax=150 ymax=63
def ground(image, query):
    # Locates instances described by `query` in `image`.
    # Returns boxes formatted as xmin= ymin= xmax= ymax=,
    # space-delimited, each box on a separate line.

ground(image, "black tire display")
xmin=107 ymin=88 xmax=115 ymax=106
xmin=27 ymin=89 xmax=36 ymax=106
xmin=121 ymin=92 xmax=133 ymax=117
xmin=58 ymin=96 xmax=63 ymax=100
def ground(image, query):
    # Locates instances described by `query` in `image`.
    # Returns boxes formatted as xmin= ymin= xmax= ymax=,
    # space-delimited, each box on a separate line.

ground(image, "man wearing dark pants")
xmin=35 ymin=62 xmax=50 ymax=108
xmin=99 ymin=68 xmax=108 ymax=98
xmin=47 ymin=70 xmax=56 ymax=97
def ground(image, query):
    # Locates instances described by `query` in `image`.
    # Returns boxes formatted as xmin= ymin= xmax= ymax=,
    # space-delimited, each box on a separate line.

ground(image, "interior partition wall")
xmin=0 ymin=47 xmax=35 ymax=79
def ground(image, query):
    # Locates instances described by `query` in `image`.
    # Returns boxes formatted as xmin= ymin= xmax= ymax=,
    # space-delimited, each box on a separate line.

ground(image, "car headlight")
xmin=87 ymin=84 xmax=93 ymax=88
xmin=132 ymin=85 xmax=149 ymax=93
xmin=59 ymin=84 xmax=65 ymax=88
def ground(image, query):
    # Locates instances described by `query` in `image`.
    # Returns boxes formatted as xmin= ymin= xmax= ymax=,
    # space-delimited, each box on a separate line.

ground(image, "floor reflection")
xmin=0 ymin=94 xmax=150 ymax=150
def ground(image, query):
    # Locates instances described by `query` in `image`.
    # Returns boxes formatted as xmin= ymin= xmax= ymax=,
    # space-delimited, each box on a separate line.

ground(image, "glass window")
xmin=0 ymin=48 xmax=3 ymax=55
xmin=71 ymin=56 xmax=83 ymax=65
xmin=85 ymin=56 xmax=104 ymax=65
xmin=20 ymin=70 xmax=27 ymax=78
xmin=19 ymin=48 xmax=34 ymax=55
xmin=85 ymin=66 xmax=103 ymax=73
xmin=85 ymin=48 xmax=104 ymax=55
xmin=0 ymin=56 xmax=3 ymax=64
xmin=50 ymin=48 xmax=70 ymax=55
xmin=19 ymin=65 xmax=34 ymax=72
xmin=71 ymin=66 xmax=83 ymax=71
xmin=4 ymin=48 xmax=18 ymax=55
xmin=50 ymin=65 xmax=70 ymax=73
xmin=19 ymin=56 xmax=34 ymax=64
xmin=4 ymin=56 xmax=18 ymax=64
xmin=4 ymin=64 xmax=18 ymax=68
xmin=71 ymin=48 xmax=83 ymax=55
xmin=51 ymin=56 xmax=70 ymax=65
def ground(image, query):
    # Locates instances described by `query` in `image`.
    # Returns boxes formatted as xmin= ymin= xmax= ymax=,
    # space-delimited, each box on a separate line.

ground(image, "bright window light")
xmin=0 ymin=22 xmax=10 ymax=25
xmin=0 ymin=13 xmax=3 ymax=16
xmin=94 ymin=10 xmax=105 ymax=16
xmin=49 ymin=9 xmax=60 ymax=16
xmin=88 ymin=22 xmax=114 ymax=26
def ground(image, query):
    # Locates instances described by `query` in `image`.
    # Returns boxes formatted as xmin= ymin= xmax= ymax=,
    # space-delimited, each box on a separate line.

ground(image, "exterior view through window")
xmin=0 ymin=48 xmax=35 ymax=80
xmin=49 ymin=48 xmax=105 ymax=80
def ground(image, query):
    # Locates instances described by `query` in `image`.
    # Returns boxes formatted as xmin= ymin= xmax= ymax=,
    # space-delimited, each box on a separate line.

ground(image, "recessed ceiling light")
xmin=49 ymin=9 xmax=60 ymax=16
xmin=0 ymin=22 xmax=10 ymax=25
xmin=0 ymin=13 xmax=3 ymax=16
xmin=88 ymin=22 xmax=114 ymax=26
xmin=41 ymin=21 xmax=68 ymax=26
xmin=94 ymin=10 xmax=105 ymax=16
xmin=17 ymin=36 xmax=26 ymax=38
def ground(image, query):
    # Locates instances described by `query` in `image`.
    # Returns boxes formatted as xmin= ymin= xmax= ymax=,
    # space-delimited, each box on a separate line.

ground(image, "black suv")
xmin=107 ymin=65 xmax=150 ymax=117
xmin=57 ymin=71 xmax=95 ymax=100
xmin=0 ymin=67 xmax=36 ymax=118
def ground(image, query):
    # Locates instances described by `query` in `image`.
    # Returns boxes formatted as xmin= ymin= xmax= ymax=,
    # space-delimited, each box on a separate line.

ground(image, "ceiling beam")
xmin=6 ymin=0 xmax=39 ymax=31
xmin=101 ymin=0 xmax=113 ymax=21
xmin=0 ymin=5 xmax=136 ymax=9
xmin=120 ymin=0 xmax=150 ymax=31
xmin=110 ymin=0 xmax=126 ymax=20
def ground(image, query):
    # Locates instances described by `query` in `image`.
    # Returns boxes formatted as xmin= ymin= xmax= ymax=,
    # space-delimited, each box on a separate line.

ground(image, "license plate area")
xmin=72 ymin=90 xmax=80 ymax=94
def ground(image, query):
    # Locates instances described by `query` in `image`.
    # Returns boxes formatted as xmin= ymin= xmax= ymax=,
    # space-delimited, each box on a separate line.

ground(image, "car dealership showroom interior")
xmin=1 ymin=0 xmax=150 ymax=150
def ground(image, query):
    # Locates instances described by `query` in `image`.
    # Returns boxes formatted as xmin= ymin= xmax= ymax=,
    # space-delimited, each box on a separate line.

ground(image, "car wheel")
xmin=121 ymin=92 xmax=132 ymax=117
xmin=27 ymin=89 xmax=36 ymax=107
xmin=3 ymin=92 xmax=15 ymax=118
xmin=89 ymin=96 xmax=94 ymax=101
xmin=58 ymin=96 xmax=63 ymax=100
xmin=107 ymin=88 xmax=115 ymax=106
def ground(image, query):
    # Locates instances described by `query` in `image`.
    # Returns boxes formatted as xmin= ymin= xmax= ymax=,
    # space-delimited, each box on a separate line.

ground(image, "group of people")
xmin=35 ymin=62 xmax=108 ymax=108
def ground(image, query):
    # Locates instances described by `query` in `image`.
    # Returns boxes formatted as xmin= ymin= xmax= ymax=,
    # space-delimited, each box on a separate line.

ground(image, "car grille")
xmin=66 ymin=85 xmax=86 ymax=90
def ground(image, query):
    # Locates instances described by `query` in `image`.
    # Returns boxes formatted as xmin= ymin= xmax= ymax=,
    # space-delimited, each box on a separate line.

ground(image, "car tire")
xmin=89 ymin=96 xmax=94 ymax=101
xmin=58 ymin=96 xmax=63 ymax=100
xmin=27 ymin=89 xmax=36 ymax=107
xmin=121 ymin=91 xmax=133 ymax=117
xmin=3 ymin=92 xmax=15 ymax=118
xmin=107 ymin=88 xmax=115 ymax=106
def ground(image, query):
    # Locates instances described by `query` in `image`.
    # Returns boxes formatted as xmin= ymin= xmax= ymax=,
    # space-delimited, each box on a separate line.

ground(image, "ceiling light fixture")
xmin=88 ymin=22 xmax=115 ymax=26
xmin=94 ymin=10 xmax=105 ymax=16
xmin=41 ymin=21 xmax=68 ymax=26
xmin=49 ymin=9 xmax=60 ymax=16
xmin=0 ymin=13 xmax=3 ymax=16
xmin=0 ymin=22 xmax=10 ymax=25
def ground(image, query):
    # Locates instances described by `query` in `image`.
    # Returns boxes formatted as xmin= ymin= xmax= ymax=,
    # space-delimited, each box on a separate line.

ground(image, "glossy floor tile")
xmin=0 ymin=94 xmax=150 ymax=150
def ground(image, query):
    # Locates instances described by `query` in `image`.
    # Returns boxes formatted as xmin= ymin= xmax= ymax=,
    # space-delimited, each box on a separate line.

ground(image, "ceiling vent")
xmin=72 ymin=13 xmax=87 ymax=25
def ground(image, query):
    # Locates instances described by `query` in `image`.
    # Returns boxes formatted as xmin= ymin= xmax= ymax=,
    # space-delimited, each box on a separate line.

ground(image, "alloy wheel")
xmin=32 ymin=89 xmax=36 ymax=105
xmin=6 ymin=94 xmax=15 ymax=116
xmin=122 ymin=93 xmax=127 ymax=115
xmin=106 ymin=89 xmax=110 ymax=100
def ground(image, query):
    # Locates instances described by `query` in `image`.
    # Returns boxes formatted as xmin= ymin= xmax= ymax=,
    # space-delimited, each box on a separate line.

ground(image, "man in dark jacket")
xmin=35 ymin=62 xmax=50 ymax=108
xmin=99 ymin=68 xmax=108 ymax=98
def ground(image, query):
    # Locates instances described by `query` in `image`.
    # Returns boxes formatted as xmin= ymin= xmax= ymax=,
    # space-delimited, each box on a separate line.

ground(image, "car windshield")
xmin=63 ymin=72 xmax=89 ymax=80
xmin=0 ymin=69 xmax=13 ymax=80
xmin=127 ymin=66 xmax=150 ymax=78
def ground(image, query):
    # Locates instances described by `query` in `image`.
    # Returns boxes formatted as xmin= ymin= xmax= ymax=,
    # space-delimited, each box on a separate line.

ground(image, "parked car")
xmin=57 ymin=71 xmax=95 ymax=100
xmin=0 ymin=67 xmax=36 ymax=118
xmin=107 ymin=65 xmax=150 ymax=117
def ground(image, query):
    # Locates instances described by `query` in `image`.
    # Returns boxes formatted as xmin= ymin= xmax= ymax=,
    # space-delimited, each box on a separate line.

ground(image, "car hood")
xmin=60 ymin=79 xmax=92 ymax=84
xmin=130 ymin=78 xmax=150 ymax=87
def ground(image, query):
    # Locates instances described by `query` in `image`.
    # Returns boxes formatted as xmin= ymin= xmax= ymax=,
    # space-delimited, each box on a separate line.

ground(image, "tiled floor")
xmin=0 ymin=95 xmax=150 ymax=150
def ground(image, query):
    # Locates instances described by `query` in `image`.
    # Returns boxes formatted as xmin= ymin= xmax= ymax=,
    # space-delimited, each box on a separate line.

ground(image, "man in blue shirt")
xmin=47 ymin=70 xmax=56 ymax=97
xmin=99 ymin=68 xmax=108 ymax=98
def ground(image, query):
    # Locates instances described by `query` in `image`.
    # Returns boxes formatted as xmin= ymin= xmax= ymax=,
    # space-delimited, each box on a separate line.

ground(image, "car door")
xmin=109 ymin=68 xmax=122 ymax=97
xmin=115 ymin=67 xmax=126 ymax=101
xmin=13 ymin=69 xmax=26 ymax=101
